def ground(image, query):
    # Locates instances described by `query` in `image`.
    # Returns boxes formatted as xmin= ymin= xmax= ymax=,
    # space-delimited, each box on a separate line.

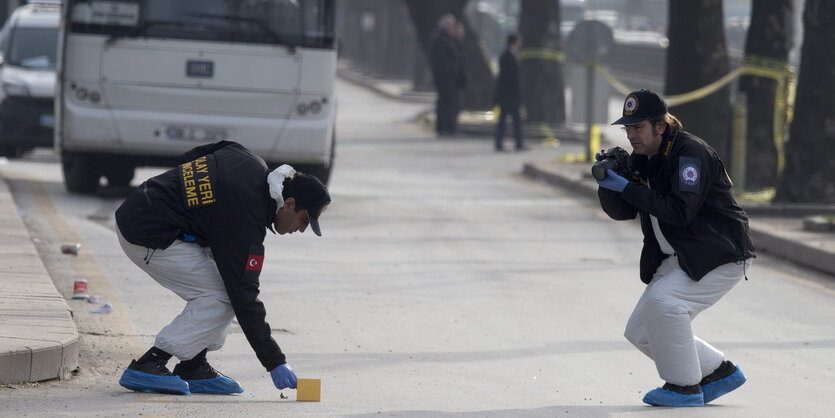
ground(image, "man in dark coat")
xmin=428 ymin=14 xmax=462 ymax=136
xmin=494 ymin=33 xmax=525 ymax=151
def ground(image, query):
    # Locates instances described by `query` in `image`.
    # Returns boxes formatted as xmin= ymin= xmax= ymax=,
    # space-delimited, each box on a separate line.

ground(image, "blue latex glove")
xmin=270 ymin=363 xmax=298 ymax=389
xmin=594 ymin=152 xmax=604 ymax=161
xmin=596 ymin=169 xmax=629 ymax=192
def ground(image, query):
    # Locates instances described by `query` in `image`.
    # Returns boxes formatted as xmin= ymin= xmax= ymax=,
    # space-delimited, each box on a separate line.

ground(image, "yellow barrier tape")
xmin=589 ymin=52 xmax=795 ymax=178
xmin=740 ymin=54 xmax=795 ymax=175
xmin=591 ymin=54 xmax=795 ymax=107
xmin=665 ymin=69 xmax=743 ymax=106
xmin=592 ymin=63 xmax=632 ymax=96
xmin=593 ymin=60 xmax=742 ymax=105
xmin=518 ymin=48 xmax=565 ymax=63
xmin=742 ymin=54 xmax=793 ymax=76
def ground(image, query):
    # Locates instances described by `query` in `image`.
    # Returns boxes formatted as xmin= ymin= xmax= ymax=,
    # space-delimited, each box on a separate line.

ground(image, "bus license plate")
xmin=186 ymin=60 xmax=214 ymax=78
xmin=165 ymin=126 xmax=228 ymax=141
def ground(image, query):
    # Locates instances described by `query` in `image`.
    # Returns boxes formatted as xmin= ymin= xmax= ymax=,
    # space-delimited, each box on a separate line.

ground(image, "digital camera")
xmin=591 ymin=146 xmax=631 ymax=180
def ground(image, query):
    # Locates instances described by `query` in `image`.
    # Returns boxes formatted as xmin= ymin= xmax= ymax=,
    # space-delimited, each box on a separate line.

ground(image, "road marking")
xmin=22 ymin=178 xmax=144 ymax=356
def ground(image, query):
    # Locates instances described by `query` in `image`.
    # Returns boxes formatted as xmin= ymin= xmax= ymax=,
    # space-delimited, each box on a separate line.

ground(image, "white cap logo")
xmin=624 ymin=95 xmax=638 ymax=115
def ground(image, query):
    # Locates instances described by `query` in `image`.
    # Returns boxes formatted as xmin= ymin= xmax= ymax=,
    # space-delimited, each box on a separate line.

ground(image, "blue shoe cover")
xmin=185 ymin=376 xmax=244 ymax=394
xmin=119 ymin=369 xmax=190 ymax=395
xmin=702 ymin=366 xmax=746 ymax=403
xmin=642 ymin=387 xmax=704 ymax=407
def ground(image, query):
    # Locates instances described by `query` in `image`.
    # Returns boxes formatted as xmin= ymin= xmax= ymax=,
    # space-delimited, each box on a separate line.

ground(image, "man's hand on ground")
xmin=270 ymin=363 xmax=298 ymax=389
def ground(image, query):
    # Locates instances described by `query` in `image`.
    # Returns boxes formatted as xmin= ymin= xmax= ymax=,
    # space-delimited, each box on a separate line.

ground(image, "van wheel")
xmin=62 ymin=153 xmax=101 ymax=194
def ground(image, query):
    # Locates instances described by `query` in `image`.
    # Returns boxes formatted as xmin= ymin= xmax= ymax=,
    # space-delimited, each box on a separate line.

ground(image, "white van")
xmin=0 ymin=2 xmax=59 ymax=158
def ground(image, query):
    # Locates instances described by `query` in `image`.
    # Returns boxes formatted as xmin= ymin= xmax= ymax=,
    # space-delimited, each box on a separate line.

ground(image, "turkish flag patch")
xmin=245 ymin=254 xmax=264 ymax=271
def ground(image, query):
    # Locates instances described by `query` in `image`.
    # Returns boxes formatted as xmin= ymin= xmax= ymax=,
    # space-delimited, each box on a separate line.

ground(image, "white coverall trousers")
xmin=117 ymin=227 xmax=235 ymax=361
xmin=624 ymin=254 xmax=751 ymax=386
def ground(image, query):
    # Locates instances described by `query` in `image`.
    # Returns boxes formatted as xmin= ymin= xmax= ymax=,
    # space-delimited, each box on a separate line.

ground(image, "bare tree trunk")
xmin=403 ymin=0 xmax=494 ymax=109
xmin=518 ymin=0 xmax=565 ymax=126
xmin=665 ymin=0 xmax=733 ymax=164
xmin=775 ymin=0 xmax=835 ymax=203
xmin=739 ymin=0 xmax=793 ymax=190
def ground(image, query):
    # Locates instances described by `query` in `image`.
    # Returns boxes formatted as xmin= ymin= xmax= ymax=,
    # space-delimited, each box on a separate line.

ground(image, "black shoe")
xmin=495 ymin=147 xmax=507 ymax=152
xmin=662 ymin=382 xmax=701 ymax=395
xmin=173 ymin=361 xmax=243 ymax=394
xmin=119 ymin=359 xmax=190 ymax=395
xmin=128 ymin=358 xmax=174 ymax=376
xmin=699 ymin=360 xmax=736 ymax=385
xmin=173 ymin=360 xmax=221 ymax=380
xmin=700 ymin=361 xmax=746 ymax=403
xmin=515 ymin=145 xmax=531 ymax=151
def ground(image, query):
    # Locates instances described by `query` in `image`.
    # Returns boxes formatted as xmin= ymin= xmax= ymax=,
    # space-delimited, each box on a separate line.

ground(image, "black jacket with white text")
xmin=115 ymin=141 xmax=285 ymax=371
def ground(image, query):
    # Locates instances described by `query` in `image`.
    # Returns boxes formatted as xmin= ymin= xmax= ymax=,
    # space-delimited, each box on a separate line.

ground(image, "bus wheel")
xmin=62 ymin=153 xmax=101 ymax=194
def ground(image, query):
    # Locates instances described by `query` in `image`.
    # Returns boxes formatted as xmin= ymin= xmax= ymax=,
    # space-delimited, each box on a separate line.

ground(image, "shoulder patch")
xmin=678 ymin=156 xmax=700 ymax=193
xmin=179 ymin=154 xmax=217 ymax=208
xmin=243 ymin=243 xmax=265 ymax=283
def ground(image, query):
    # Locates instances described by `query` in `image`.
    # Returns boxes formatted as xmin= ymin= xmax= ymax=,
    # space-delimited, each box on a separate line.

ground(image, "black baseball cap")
xmin=285 ymin=173 xmax=331 ymax=236
xmin=611 ymin=89 xmax=668 ymax=125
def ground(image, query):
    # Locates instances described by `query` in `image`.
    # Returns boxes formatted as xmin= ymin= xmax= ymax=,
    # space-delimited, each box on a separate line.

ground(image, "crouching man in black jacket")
xmin=114 ymin=141 xmax=331 ymax=395
xmin=596 ymin=90 xmax=755 ymax=407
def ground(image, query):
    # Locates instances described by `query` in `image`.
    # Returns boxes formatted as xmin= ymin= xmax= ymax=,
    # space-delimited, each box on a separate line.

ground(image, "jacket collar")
xmin=266 ymin=190 xmax=278 ymax=234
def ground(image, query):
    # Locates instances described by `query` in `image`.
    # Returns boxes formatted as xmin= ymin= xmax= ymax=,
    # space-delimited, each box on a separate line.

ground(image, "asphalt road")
xmin=0 ymin=80 xmax=834 ymax=417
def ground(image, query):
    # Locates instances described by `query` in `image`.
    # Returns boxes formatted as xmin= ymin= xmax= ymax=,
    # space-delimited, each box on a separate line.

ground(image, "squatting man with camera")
xmin=594 ymin=89 xmax=755 ymax=407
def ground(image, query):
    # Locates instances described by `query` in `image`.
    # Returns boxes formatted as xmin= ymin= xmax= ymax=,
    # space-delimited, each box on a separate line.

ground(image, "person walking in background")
xmin=428 ymin=14 xmax=462 ymax=137
xmin=452 ymin=21 xmax=468 ymax=135
xmin=494 ymin=33 xmax=525 ymax=151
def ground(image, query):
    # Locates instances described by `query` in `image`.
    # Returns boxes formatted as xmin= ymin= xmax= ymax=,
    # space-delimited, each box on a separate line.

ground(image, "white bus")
xmin=56 ymin=0 xmax=336 ymax=193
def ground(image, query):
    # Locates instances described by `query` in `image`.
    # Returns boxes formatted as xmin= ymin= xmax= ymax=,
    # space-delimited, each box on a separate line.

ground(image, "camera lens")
xmin=592 ymin=160 xmax=614 ymax=180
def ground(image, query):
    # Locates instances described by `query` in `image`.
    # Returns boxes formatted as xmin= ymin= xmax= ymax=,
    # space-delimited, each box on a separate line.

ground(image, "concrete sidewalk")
xmin=0 ymin=177 xmax=78 ymax=385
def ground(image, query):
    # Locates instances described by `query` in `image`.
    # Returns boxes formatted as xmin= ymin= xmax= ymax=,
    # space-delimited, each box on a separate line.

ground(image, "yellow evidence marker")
xmin=296 ymin=378 xmax=321 ymax=402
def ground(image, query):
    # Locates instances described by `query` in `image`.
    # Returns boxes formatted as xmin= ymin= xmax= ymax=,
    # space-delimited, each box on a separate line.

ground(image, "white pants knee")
xmin=624 ymin=255 xmax=750 ymax=386
xmin=117 ymin=227 xmax=235 ymax=361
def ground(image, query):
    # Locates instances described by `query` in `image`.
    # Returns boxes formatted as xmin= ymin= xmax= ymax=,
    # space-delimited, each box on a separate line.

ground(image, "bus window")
xmin=68 ymin=0 xmax=334 ymax=48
